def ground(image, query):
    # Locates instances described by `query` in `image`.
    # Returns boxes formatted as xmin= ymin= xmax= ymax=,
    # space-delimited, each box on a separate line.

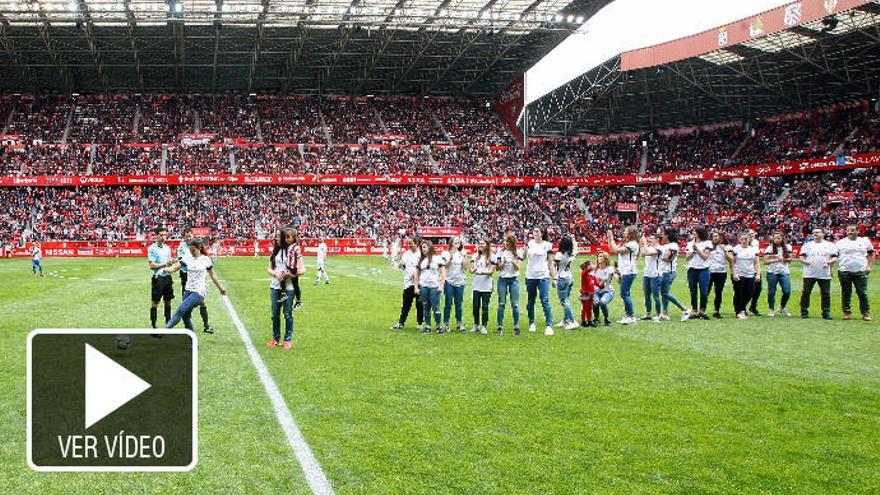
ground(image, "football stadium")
xmin=1 ymin=0 xmax=879 ymax=493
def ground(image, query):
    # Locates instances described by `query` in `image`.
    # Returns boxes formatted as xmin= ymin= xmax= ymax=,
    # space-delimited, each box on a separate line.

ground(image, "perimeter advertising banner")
xmin=2 ymin=153 xmax=879 ymax=189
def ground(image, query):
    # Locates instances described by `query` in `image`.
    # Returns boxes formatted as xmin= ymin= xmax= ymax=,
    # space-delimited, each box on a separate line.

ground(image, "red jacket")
xmin=580 ymin=270 xmax=597 ymax=294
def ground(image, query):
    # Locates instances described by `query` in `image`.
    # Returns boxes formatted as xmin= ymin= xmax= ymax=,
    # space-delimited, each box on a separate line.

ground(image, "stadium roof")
xmin=0 ymin=0 xmax=611 ymax=95
xmin=527 ymin=1 xmax=880 ymax=135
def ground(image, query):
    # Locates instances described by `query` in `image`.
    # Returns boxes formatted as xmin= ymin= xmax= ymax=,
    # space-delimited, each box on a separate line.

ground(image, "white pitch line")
xmin=221 ymin=295 xmax=335 ymax=495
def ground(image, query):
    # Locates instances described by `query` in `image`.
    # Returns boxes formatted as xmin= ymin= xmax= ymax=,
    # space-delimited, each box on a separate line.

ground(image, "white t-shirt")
xmin=800 ymin=240 xmax=838 ymax=280
xmin=181 ymin=254 xmax=214 ymax=297
xmin=729 ymin=245 xmax=759 ymax=279
xmin=495 ymin=249 xmax=522 ymax=278
xmin=707 ymin=244 xmax=728 ymax=273
xmin=553 ymin=251 xmax=576 ymax=280
xmin=269 ymin=250 xmax=294 ymax=291
xmin=643 ymin=250 xmax=661 ymax=278
xmin=400 ymin=249 xmax=420 ymax=289
xmin=657 ymin=243 xmax=678 ymax=275
xmin=471 ymin=255 xmax=494 ymax=293
xmin=441 ymin=250 xmax=466 ymax=286
xmin=763 ymin=244 xmax=793 ymax=275
xmin=594 ymin=266 xmax=616 ymax=293
xmin=525 ymin=240 xmax=553 ymax=280
xmin=616 ymin=241 xmax=639 ymax=276
xmin=317 ymin=243 xmax=328 ymax=265
xmin=835 ymin=237 xmax=874 ymax=273
xmin=418 ymin=256 xmax=444 ymax=288
xmin=687 ymin=240 xmax=714 ymax=270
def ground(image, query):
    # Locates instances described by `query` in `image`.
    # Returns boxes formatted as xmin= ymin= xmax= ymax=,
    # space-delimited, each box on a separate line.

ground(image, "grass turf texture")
xmin=0 ymin=256 xmax=877 ymax=494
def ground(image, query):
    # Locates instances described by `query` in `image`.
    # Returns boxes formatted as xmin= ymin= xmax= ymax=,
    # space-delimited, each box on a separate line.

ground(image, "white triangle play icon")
xmin=84 ymin=343 xmax=151 ymax=429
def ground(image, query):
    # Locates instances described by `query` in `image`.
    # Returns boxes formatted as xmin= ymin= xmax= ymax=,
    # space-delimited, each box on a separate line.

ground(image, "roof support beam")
xmin=247 ymin=0 xmax=270 ymax=92
xmin=122 ymin=0 xmax=145 ymax=91
xmin=75 ymin=0 xmax=109 ymax=92
xmin=0 ymin=20 xmax=38 ymax=91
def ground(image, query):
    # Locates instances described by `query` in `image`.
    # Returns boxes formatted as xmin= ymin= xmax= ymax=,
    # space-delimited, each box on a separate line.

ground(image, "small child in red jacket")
xmin=580 ymin=260 xmax=598 ymax=327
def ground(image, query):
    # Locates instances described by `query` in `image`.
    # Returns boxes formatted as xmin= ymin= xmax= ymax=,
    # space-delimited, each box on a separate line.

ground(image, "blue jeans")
xmin=420 ymin=286 xmax=441 ymax=327
xmin=497 ymin=277 xmax=520 ymax=327
xmin=556 ymin=277 xmax=575 ymax=323
xmin=687 ymin=268 xmax=711 ymax=311
xmin=166 ymin=290 xmax=205 ymax=331
xmin=596 ymin=290 xmax=614 ymax=307
xmin=270 ymin=288 xmax=294 ymax=341
xmin=32 ymin=259 xmax=43 ymax=275
xmin=642 ymin=276 xmax=662 ymax=315
xmin=443 ymin=282 xmax=465 ymax=326
xmin=660 ymin=271 xmax=686 ymax=312
xmin=765 ymin=272 xmax=792 ymax=310
xmin=619 ymin=273 xmax=637 ymax=317
xmin=525 ymin=278 xmax=553 ymax=326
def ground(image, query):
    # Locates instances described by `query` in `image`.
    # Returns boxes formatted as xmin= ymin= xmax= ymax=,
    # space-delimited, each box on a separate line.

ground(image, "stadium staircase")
xmin=131 ymin=106 xmax=140 ymax=138
xmin=160 ymin=145 xmax=167 ymax=174
xmin=430 ymin=108 xmax=452 ymax=143
xmin=374 ymin=108 xmax=388 ymax=133
xmin=665 ymin=195 xmax=681 ymax=220
xmin=729 ymin=131 xmax=751 ymax=161
xmin=229 ymin=148 xmax=237 ymax=174
xmin=2 ymin=106 xmax=13 ymax=133
xmin=575 ymin=197 xmax=593 ymax=221
xmin=319 ymin=108 xmax=332 ymax=144
xmin=86 ymin=145 xmax=96 ymax=175
xmin=834 ymin=126 xmax=860 ymax=156
xmin=776 ymin=186 xmax=791 ymax=204
xmin=60 ymin=102 xmax=74 ymax=145
xmin=639 ymin=143 xmax=648 ymax=174
xmin=254 ymin=109 xmax=263 ymax=143
xmin=193 ymin=107 xmax=202 ymax=132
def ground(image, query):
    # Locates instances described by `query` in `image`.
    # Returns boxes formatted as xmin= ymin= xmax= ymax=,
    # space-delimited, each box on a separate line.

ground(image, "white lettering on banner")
xmin=244 ymin=176 xmax=274 ymax=184
xmin=79 ymin=177 xmax=106 ymax=184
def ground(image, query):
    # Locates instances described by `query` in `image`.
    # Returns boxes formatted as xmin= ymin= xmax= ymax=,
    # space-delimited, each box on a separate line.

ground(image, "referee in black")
xmin=147 ymin=228 xmax=175 ymax=328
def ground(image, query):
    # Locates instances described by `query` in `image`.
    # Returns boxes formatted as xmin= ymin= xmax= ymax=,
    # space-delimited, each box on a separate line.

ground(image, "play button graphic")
xmin=27 ymin=329 xmax=197 ymax=471
xmin=84 ymin=344 xmax=151 ymax=429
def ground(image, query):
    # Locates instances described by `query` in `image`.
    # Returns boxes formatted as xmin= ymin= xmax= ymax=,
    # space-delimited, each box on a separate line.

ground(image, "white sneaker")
xmin=617 ymin=317 xmax=630 ymax=324
xmin=528 ymin=323 xmax=536 ymax=333
xmin=564 ymin=321 xmax=579 ymax=330
xmin=554 ymin=321 xmax=566 ymax=328
xmin=768 ymin=309 xmax=776 ymax=317
xmin=659 ymin=314 xmax=670 ymax=321
xmin=736 ymin=312 xmax=748 ymax=320
xmin=652 ymin=316 xmax=662 ymax=323
xmin=471 ymin=325 xmax=479 ymax=333
xmin=780 ymin=308 xmax=792 ymax=317
xmin=544 ymin=326 xmax=554 ymax=336
xmin=680 ymin=309 xmax=692 ymax=321
xmin=479 ymin=326 xmax=488 ymax=335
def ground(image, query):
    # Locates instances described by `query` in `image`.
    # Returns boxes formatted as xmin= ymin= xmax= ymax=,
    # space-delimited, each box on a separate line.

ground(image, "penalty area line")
xmin=221 ymin=294 xmax=335 ymax=495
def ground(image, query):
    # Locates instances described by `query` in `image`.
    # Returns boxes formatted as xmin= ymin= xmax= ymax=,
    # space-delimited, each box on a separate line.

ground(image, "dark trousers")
xmin=399 ymin=286 xmax=424 ymax=325
xmin=687 ymin=268 xmax=711 ymax=312
xmin=749 ymin=277 xmax=762 ymax=312
xmin=292 ymin=276 xmax=302 ymax=302
xmin=472 ymin=290 xmax=491 ymax=326
xmin=839 ymin=271 xmax=870 ymax=315
xmin=708 ymin=272 xmax=727 ymax=312
xmin=800 ymin=278 xmax=831 ymax=314
xmin=732 ymin=277 xmax=755 ymax=314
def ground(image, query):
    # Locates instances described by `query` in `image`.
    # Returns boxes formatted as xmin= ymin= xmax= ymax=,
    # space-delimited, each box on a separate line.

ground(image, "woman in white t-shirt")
xmin=525 ymin=227 xmax=557 ymax=336
xmin=726 ymin=232 xmax=760 ymax=320
xmin=441 ymin=236 xmax=469 ymax=333
xmin=414 ymin=240 xmax=446 ymax=333
xmin=553 ymin=236 xmax=579 ymax=330
xmin=764 ymin=231 xmax=793 ymax=317
xmin=657 ymin=228 xmax=688 ymax=320
xmin=684 ymin=225 xmax=714 ymax=320
xmin=607 ymin=225 xmax=640 ymax=325
xmin=265 ymin=229 xmax=298 ymax=349
xmin=162 ymin=239 xmax=227 ymax=332
xmin=706 ymin=231 xmax=730 ymax=318
xmin=470 ymin=239 xmax=495 ymax=335
xmin=638 ymin=233 xmax=663 ymax=321
xmin=494 ymin=233 xmax=523 ymax=335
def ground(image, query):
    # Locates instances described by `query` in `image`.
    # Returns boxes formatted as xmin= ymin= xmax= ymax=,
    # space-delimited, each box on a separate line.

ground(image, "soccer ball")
xmin=115 ymin=334 xmax=131 ymax=350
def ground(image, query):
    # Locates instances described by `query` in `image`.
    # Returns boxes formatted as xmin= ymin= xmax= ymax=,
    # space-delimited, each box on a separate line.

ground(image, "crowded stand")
xmin=4 ymin=95 xmax=71 ymax=143
xmin=257 ymin=96 xmax=325 ymax=144
xmin=374 ymin=98 xmax=445 ymax=144
xmin=195 ymin=95 xmax=258 ymax=140
xmin=321 ymin=98 xmax=383 ymax=144
xmin=2 ymin=167 xmax=877 ymax=246
xmin=135 ymin=94 xmax=195 ymax=143
xmin=67 ymin=95 xmax=137 ymax=145
xmin=233 ymin=145 xmax=303 ymax=174
xmin=0 ymin=144 xmax=90 ymax=176
xmin=646 ymin=125 xmax=743 ymax=173
xmin=165 ymin=144 xmax=231 ymax=174
xmin=90 ymin=146 xmax=162 ymax=176
xmin=430 ymin=98 xmax=512 ymax=146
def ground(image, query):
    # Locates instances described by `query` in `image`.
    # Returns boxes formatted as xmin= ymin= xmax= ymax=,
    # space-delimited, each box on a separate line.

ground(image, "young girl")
xmin=494 ymin=233 xmax=523 ymax=335
xmin=442 ymin=236 xmax=469 ymax=333
xmin=414 ymin=240 xmax=446 ymax=334
xmin=593 ymin=252 xmax=618 ymax=327
xmin=470 ymin=239 xmax=495 ymax=335
xmin=764 ymin=231 xmax=793 ymax=317
xmin=727 ymin=232 xmax=761 ymax=320
xmin=579 ymin=260 xmax=598 ymax=328
xmin=163 ymin=239 xmax=227 ymax=333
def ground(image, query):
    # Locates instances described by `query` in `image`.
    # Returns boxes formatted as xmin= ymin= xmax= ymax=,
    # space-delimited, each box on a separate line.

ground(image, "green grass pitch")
xmin=1 ymin=256 xmax=878 ymax=494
